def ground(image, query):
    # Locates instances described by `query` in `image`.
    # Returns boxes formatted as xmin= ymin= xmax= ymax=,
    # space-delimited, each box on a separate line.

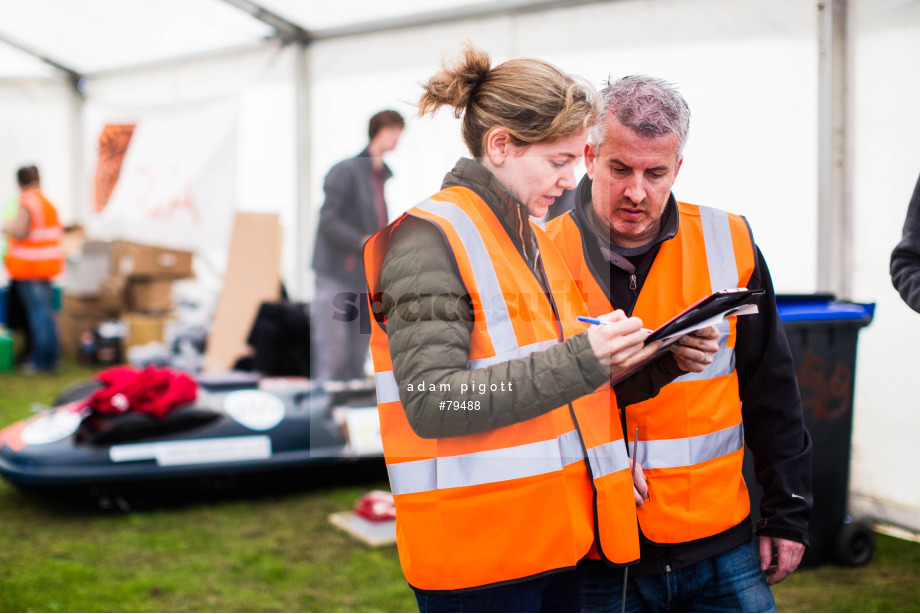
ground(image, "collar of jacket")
xmin=357 ymin=146 xmax=393 ymax=181
xmin=441 ymin=157 xmax=537 ymax=267
xmin=573 ymin=174 xmax=679 ymax=273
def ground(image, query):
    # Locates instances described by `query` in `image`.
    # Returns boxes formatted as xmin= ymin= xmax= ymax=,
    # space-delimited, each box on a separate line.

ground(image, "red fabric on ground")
xmin=79 ymin=366 xmax=197 ymax=419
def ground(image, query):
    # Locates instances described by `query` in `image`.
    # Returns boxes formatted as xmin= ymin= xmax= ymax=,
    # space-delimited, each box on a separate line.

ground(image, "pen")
xmin=578 ymin=315 xmax=653 ymax=336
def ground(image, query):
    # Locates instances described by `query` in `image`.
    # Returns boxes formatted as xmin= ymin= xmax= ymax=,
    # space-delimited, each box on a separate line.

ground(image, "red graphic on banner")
xmin=94 ymin=124 xmax=136 ymax=213
xmin=132 ymin=165 xmax=202 ymax=223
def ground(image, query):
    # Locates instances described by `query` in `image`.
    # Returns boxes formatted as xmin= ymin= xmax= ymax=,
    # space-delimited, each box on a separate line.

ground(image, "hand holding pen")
xmin=581 ymin=310 xmax=660 ymax=375
xmin=580 ymin=314 xmax=719 ymax=375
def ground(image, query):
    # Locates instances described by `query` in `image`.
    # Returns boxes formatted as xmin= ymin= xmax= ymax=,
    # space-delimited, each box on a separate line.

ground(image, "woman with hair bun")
xmin=363 ymin=45 xmax=708 ymax=612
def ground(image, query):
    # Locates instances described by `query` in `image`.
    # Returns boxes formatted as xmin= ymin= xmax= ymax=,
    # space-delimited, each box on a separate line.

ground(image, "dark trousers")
xmin=415 ymin=571 xmax=582 ymax=613
xmin=311 ymin=273 xmax=370 ymax=382
xmin=580 ymin=538 xmax=776 ymax=613
xmin=14 ymin=280 xmax=58 ymax=370
xmin=8 ymin=279 xmax=33 ymax=364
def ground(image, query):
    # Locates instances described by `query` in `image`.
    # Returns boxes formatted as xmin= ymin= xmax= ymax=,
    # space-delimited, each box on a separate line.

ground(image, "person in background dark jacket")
xmin=311 ymin=110 xmax=404 ymax=386
xmin=891 ymin=171 xmax=920 ymax=313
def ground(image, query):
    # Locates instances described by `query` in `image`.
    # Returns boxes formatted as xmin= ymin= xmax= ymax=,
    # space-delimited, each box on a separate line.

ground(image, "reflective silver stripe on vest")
xmin=467 ymin=339 xmax=559 ymax=369
xmin=585 ymin=439 xmax=630 ymax=479
xmin=698 ymin=205 xmax=738 ymax=291
xmin=375 ymin=370 xmax=401 ymax=404
xmin=28 ymin=226 xmax=63 ymax=241
xmin=387 ymin=429 xmax=585 ymax=495
xmin=635 ymin=422 xmax=744 ymax=470
xmin=413 ymin=199 xmax=519 ymax=357
xmin=671 ymin=206 xmax=741 ymax=382
xmin=6 ymin=245 xmax=64 ymax=261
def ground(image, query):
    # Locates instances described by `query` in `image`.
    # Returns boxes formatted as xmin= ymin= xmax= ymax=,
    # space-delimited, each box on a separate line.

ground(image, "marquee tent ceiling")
xmin=0 ymin=0 xmax=595 ymax=80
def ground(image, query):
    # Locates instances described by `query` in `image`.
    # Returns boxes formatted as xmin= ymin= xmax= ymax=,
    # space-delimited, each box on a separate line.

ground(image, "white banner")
xmin=86 ymin=99 xmax=239 ymax=252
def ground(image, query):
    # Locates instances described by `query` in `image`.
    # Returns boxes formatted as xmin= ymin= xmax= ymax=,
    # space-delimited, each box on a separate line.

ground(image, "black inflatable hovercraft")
xmin=0 ymin=371 xmax=382 ymax=500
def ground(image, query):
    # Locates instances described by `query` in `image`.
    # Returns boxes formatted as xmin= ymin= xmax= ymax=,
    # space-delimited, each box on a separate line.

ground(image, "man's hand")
xmin=630 ymin=459 xmax=648 ymax=506
xmin=758 ymin=535 xmax=805 ymax=585
xmin=586 ymin=310 xmax=659 ymax=375
xmin=669 ymin=325 xmax=719 ymax=373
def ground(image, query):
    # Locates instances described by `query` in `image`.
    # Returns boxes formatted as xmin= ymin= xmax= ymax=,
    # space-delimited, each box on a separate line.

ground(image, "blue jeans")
xmin=581 ymin=539 xmax=776 ymax=613
xmin=415 ymin=570 xmax=582 ymax=613
xmin=15 ymin=280 xmax=58 ymax=370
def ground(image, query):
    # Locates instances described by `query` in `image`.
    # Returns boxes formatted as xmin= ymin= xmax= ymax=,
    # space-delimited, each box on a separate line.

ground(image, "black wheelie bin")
xmin=742 ymin=293 xmax=875 ymax=568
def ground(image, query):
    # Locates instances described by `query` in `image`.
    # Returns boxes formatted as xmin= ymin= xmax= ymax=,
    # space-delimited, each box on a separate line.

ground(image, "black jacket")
xmin=891 ymin=171 xmax=920 ymax=313
xmin=312 ymin=148 xmax=392 ymax=284
xmin=569 ymin=175 xmax=813 ymax=576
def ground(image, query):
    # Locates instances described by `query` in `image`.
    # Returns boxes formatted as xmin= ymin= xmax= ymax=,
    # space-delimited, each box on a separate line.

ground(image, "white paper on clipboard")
xmin=609 ymin=288 xmax=762 ymax=385
xmin=651 ymin=303 xmax=760 ymax=346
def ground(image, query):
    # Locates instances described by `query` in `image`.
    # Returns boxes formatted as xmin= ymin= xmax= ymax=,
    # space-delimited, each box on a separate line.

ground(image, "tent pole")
xmin=295 ymin=42 xmax=313 ymax=302
xmin=70 ymin=83 xmax=86 ymax=228
xmin=817 ymin=0 xmax=852 ymax=299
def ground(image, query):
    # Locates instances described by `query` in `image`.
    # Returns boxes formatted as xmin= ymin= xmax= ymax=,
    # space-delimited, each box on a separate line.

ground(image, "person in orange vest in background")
xmin=544 ymin=75 xmax=812 ymax=612
xmin=2 ymin=165 xmax=64 ymax=373
xmin=363 ymin=46 xmax=719 ymax=613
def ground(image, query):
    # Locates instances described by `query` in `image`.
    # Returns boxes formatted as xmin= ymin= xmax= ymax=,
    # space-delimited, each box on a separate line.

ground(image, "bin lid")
xmin=776 ymin=295 xmax=875 ymax=324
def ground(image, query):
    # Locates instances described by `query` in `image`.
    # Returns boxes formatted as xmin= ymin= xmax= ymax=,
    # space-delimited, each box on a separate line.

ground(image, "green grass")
xmin=773 ymin=533 xmax=920 ymax=613
xmin=0 ymin=356 xmax=415 ymax=613
xmin=1 ymin=357 xmax=919 ymax=612
xmin=0 ymin=482 xmax=414 ymax=612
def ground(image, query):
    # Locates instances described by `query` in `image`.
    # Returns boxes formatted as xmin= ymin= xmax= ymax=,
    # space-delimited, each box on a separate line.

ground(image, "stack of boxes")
xmin=108 ymin=241 xmax=194 ymax=349
xmin=59 ymin=240 xmax=121 ymax=359
xmin=60 ymin=239 xmax=194 ymax=362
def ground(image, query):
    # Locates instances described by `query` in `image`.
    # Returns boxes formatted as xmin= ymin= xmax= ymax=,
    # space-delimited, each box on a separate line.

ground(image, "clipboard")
xmin=609 ymin=288 xmax=763 ymax=385
xmin=645 ymin=288 xmax=765 ymax=345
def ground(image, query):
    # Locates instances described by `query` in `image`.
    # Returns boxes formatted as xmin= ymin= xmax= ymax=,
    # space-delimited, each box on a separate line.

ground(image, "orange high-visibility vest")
xmin=545 ymin=202 xmax=756 ymax=544
xmin=5 ymin=189 xmax=64 ymax=280
xmin=363 ymin=186 xmax=639 ymax=592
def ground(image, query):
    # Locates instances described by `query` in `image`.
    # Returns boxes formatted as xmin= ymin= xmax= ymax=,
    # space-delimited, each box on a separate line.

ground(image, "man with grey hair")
xmin=545 ymin=75 xmax=812 ymax=612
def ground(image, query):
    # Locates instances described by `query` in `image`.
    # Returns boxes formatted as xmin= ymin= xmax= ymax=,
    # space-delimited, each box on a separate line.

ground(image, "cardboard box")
xmin=124 ymin=312 xmax=175 ymax=348
xmin=62 ymin=292 xmax=121 ymax=318
xmin=63 ymin=240 xmax=112 ymax=297
xmin=59 ymin=311 xmax=114 ymax=356
xmin=59 ymin=292 xmax=123 ymax=356
xmin=328 ymin=511 xmax=396 ymax=547
xmin=98 ymin=276 xmax=127 ymax=312
xmin=110 ymin=241 xmax=193 ymax=279
xmin=127 ymin=278 xmax=173 ymax=312
xmin=61 ymin=225 xmax=86 ymax=257
xmin=204 ymin=213 xmax=282 ymax=372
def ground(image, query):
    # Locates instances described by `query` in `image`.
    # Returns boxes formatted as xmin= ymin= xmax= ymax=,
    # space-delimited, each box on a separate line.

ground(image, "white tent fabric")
xmin=0 ymin=0 xmax=918 ymax=532
xmin=0 ymin=0 xmax=271 ymax=75
xmin=258 ymin=0 xmax=513 ymax=32
xmin=0 ymin=42 xmax=56 ymax=78
xmin=849 ymin=0 xmax=920 ymax=533
xmin=0 ymin=80 xmax=78 ymax=223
